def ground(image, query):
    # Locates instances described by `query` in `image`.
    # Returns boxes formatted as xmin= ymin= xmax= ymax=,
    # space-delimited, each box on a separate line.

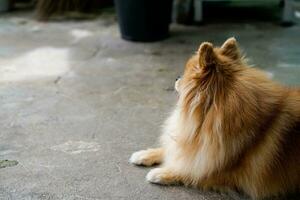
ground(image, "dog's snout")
xmin=176 ymin=76 xmax=181 ymax=81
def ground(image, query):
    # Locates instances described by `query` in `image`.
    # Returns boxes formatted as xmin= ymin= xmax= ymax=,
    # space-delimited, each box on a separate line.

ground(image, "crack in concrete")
xmin=54 ymin=76 xmax=62 ymax=84
xmin=53 ymin=46 xmax=100 ymax=86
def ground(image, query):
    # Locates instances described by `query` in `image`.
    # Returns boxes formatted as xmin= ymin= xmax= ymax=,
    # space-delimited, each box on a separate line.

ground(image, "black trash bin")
xmin=114 ymin=0 xmax=173 ymax=42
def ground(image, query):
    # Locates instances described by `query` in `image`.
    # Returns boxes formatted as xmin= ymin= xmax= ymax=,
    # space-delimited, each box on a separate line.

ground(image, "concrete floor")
xmin=0 ymin=9 xmax=300 ymax=200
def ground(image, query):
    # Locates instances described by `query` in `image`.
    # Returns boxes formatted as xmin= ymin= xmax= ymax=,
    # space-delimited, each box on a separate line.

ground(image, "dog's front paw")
xmin=129 ymin=149 xmax=163 ymax=166
xmin=146 ymin=168 xmax=177 ymax=185
xmin=146 ymin=168 xmax=164 ymax=184
xmin=129 ymin=150 xmax=153 ymax=166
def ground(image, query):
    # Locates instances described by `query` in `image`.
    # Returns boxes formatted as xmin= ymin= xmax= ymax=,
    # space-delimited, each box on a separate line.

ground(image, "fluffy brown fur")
xmin=130 ymin=38 xmax=300 ymax=199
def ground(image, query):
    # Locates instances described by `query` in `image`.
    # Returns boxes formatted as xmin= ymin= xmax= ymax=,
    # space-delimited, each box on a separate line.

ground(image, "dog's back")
xmin=231 ymin=87 xmax=300 ymax=199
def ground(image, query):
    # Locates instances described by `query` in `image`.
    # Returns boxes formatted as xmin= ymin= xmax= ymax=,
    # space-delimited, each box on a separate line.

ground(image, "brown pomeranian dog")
xmin=130 ymin=38 xmax=300 ymax=199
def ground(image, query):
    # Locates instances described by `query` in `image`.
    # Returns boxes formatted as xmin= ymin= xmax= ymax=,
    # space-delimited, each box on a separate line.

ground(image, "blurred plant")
xmin=36 ymin=0 xmax=113 ymax=21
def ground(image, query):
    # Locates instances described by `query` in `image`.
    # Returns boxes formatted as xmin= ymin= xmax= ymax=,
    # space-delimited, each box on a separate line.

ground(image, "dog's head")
xmin=175 ymin=37 xmax=245 ymax=113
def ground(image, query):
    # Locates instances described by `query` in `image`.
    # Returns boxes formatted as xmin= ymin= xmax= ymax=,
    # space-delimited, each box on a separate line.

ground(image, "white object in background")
xmin=0 ymin=0 xmax=9 ymax=12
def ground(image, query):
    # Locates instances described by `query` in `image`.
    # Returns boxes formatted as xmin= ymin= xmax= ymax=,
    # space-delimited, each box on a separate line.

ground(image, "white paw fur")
xmin=129 ymin=150 xmax=149 ymax=165
xmin=146 ymin=168 xmax=165 ymax=184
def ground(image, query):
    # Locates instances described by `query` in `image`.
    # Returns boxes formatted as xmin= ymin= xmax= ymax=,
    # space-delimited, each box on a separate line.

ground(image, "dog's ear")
xmin=198 ymin=42 xmax=217 ymax=69
xmin=221 ymin=37 xmax=240 ymax=60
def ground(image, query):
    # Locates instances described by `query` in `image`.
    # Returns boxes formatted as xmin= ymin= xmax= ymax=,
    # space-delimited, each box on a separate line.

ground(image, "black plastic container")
xmin=114 ymin=0 xmax=173 ymax=42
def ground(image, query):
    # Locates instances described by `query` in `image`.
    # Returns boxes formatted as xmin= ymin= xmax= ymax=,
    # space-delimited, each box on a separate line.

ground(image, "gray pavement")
xmin=0 ymin=10 xmax=299 ymax=200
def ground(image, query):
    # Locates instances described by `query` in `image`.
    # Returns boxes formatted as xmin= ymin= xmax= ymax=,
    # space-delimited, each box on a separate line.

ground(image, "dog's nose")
xmin=176 ymin=76 xmax=181 ymax=81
